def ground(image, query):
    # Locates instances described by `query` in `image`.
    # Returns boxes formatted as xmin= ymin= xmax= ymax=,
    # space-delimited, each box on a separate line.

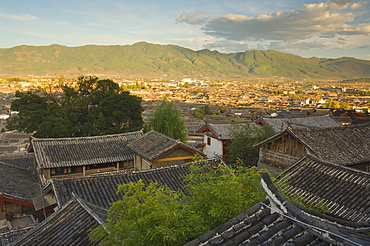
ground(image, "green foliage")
xmin=7 ymin=76 xmax=143 ymax=137
xmin=325 ymin=100 xmax=351 ymax=110
xmin=90 ymin=180 xmax=206 ymax=246
xmin=192 ymin=105 xmax=212 ymax=119
xmin=183 ymin=162 xmax=265 ymax=229
xmin=271 ymin=89 xmax=284 ymax=94
xmin=226 ymin=123 xmax=272 ymax=167
xmin=89 ymin=160 xmax=266 ymax=246
xmin=2 ymin=43 xmax=369 ymax=79
xmin=121 ymin=82 xmax=151 ymax=90
xmin=192 ymin=108 xmax=205 ymax=119
xmin=220 ymin=105 xmax=228 ymax=113
xmin=145 ymin=100 xmax=187 ymax=142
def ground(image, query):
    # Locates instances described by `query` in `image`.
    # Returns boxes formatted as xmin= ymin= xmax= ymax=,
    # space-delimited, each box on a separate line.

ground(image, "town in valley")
xmin=0 ymin=75 xmax=369 ymax=245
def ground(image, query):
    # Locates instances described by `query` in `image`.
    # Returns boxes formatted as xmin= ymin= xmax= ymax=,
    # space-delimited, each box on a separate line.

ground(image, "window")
xmin=85 ymin=162 xmax=117 ymax=170
xmin=51 ymin=167 xmax=76 ymax=176
xmin=207 ymin=137 xmax=211 ymax=145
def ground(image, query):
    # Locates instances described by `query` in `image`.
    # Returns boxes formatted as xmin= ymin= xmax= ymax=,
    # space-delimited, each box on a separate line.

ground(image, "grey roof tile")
xmin=127 ymin=130 xmax=202 ymax=161
xmin=277 ymin=155 xmax=370 ymax=222
xmin=31 ymin=130 xmax=143 ymax=168
xmin=256 ymin=114 xmax=342 ymax=134
xmin=11 ymin=194 xmax=107 ymax=246
xmin=0 ymin=160 xmax=40 ymax=202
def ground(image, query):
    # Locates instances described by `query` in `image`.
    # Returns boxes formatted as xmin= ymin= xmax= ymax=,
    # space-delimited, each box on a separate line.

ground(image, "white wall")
xmin=203 ymin=135 xmax=223 ymax=158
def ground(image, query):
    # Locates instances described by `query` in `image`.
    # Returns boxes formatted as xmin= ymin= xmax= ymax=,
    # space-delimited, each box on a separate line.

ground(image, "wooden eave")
xmin=150 ymin=144 xmax=203 ymax=162
xmin=197 ymin=125 xmax=219 ymax=140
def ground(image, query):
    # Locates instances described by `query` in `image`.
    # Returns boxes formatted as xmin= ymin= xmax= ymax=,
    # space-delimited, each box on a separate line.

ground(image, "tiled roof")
xmin=205 ymin=123 xmax=234 ymax=140
xmin=185 ymin=173 xmax=370 ymax=246
xmin=256 ymin=114 xmax=342 ymax=134
xmin=52 ymin=158 xmax=223 ymax=208
xmin=0 ymin=160 xmax=40 ymax=202
xmin=11 ymin=194 xmax=107 ymax=246
xmin=197 ymin=123 xmax=262 ymax=140
xmin=31 ymin=130 xmax=143 ymax=169
xmin=255 ymin=123 xmax=370 ymax=166
xmin=289 ymin=123 xmax=370 ymax=165
xmin=127 ymin=130 xmax=202 ymax=161
xmin=277 ymin=155 xmax=370 ymax=222
xmin=0 ymin=226 xmax=34 ymax=246
xmin=0 ymin=154 xmax=34 ymax=173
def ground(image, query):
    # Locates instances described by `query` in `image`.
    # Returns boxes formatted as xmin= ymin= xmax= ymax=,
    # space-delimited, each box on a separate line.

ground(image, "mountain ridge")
xmin=0 ymin=42 xmax=369 ymax=79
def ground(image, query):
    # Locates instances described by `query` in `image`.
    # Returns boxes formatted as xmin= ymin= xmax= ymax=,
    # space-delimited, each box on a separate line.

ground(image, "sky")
xmin=1 ymin=0 xmax=370 ymax=60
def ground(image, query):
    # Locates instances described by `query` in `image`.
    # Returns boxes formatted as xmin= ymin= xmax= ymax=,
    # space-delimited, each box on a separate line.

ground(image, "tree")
xmin=326 ymin=100 xmax=341 ymax=108
xmin=226 ymin=123 xmax=272 ymax=167
xmin=145 ymin=100 xmax=187 ymax=142
xmin=7 ymin=76 xmax=143 ymax=137
xmin=192 ymin=104 xmax=212 ymax=119
xmin=89 ymin=160 xmax=265 ymax=246
xmin=6 ymin=91 xmax=52 ymax=135
xmin=325 ymin=100 xmax=351 ymax=110
xmin=220 ymin=105 xmax=228 ymax=113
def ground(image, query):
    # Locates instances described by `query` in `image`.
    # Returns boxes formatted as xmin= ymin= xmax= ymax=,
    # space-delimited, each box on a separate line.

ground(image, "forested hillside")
xmin=1 ymin=42 xmax=369 ymax=79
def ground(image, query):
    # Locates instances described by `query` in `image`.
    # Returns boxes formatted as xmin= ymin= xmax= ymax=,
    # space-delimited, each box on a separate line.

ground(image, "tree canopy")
xmin=7 ymin=76 xmax=143 ymax=138
xmin=89 ymin=159 xmax=265 ymax=245
xmin=145 ymin=100 xmax=187 ymax=142
xmin=325 ymin=100 xmax=351 ymax=110
xmin=226 ymin=123 xmax=272 ymax=167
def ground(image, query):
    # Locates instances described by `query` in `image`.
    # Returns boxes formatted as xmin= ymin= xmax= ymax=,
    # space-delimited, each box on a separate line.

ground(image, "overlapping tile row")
xmin=277 ymin=155 xmax=370 ymax=222
xmin=256 ymin=114 xmax=342 ymax=134
xmin=0 ymin=227 xmax=34 ymax=246
xmin=52 ymin=159 xmax=222 ymax=208
xmin=10 ymin=195 xmax=107 ymax=246
xmin=0 ymin=154 xmax=34 ymax=170
xmin=289 ymin=123 xmax=370 ymax=166
xmin=0 ymin=161 xmax=40 ymax=202
xmin=31 ymin=130 xmax=143 ymax=168
xmin=127 ymin=130 xmax=202 ymax=162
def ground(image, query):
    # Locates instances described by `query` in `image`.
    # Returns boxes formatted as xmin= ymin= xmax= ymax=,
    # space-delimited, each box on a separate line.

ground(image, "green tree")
xmin=201 ymin=104 xmax=211 ymax=115
xmin=145 ymin=100 xmax=187 ymax=142
xmin=192 ymin=108 xmax=205 ymax=119
xmin=89 ymin=160 xmax=265 ymax=246
xmin=325 ymin=100 xmax=351 ymax=110
xmin=226 ymin=123 xmax=272 ymax=167
xmin=192 ymin=104 xmax=212 ymax=119
xmin=220 ymin=105 xmax=228 ymax=113
xmin=326 ymin=100 xmax=341 ymax=108
xmin=7 ymin=76 xmax=143 ymax=137
xmin=6 ymin=91 xmax=58 ymax=135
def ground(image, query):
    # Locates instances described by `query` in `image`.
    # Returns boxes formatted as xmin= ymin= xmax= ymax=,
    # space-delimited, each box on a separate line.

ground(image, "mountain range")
xmin=0 ymin=42 xmax=369 ymax=79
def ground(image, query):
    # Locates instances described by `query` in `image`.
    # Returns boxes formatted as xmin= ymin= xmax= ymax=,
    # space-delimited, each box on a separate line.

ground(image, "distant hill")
xmin=0 ymin=42 xmax=369 ymax=79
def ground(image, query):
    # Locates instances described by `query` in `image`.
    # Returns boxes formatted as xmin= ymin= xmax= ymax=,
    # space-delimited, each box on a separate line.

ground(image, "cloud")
xmin=177 ymin=0 xmax=369 ymax=44
xmin=268 ymin=41 xmax=327 ymax=50
xmin=202 ymin=41 xmax=249 ymax=52
xmin=350 ymin=0 xmax=368 ymax=9
xmin=0 ymin=13 xmax=38 ymax=21
xmin=176 ymin=11 xmax=214 ymax=25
